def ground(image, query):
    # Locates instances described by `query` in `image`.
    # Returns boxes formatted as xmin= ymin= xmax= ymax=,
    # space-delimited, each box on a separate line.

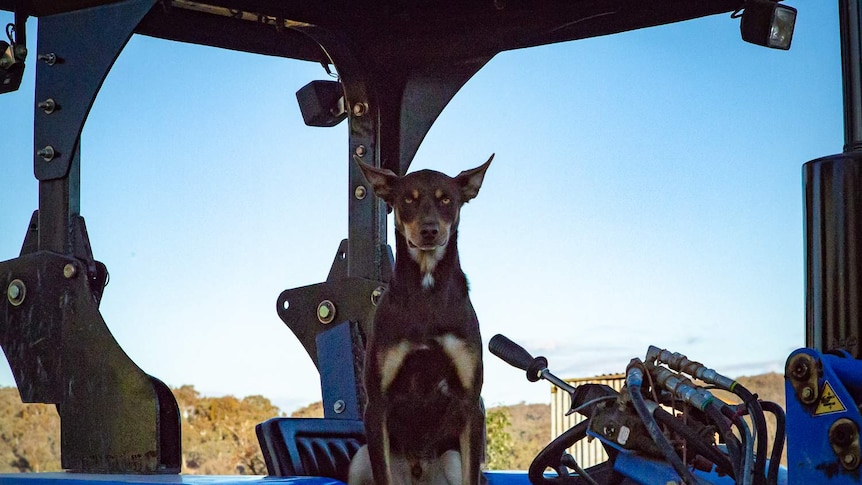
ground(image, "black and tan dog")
xmin=349 ymin=155 xmax=493 ymax=485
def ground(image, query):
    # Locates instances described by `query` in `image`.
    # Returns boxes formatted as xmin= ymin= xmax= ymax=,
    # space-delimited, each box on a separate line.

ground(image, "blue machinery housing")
xmin=0 ymin=0 xmax=860 ymax=484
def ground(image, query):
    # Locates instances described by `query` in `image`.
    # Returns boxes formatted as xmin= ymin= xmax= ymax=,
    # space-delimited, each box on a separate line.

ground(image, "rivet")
xmin=333 ymin=400 xmax=345 ymax=414
xmin=317 ymin=300 xmax=336 ymax=324
xmin=7 ymin=279 xmax=25 ymax=306
xmin=37 ymin=146 xmax=55 ymax=162
xmin=352 ymin=102 xmax=368 ymax=117
xmin=37 ymin=53 xmax=57 ymax=65
xmin=801 ymin=386 xmax=814 ymax=403
xmin=354 ymin=185 xmax=367 ymax=200
xmin=371 ymin=286 xmax=385 ymax=306
xmin=355 ymin=145 xmax=366 ymax=157
xmin=63 ymin=264 xmax=77 ymax=279
xmin=37 ymin=98 xmax=57 ymax=114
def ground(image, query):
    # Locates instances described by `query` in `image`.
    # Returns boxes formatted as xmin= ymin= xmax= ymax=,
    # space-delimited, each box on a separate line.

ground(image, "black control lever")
xmin=489 ymin=334 xmax=575 ymax=392
xmin=489 ymin=334 xmax=618 ymax=417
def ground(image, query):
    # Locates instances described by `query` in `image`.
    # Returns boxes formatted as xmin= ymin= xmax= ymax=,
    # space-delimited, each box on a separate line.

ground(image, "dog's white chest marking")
xmin=378 ymin=335 xmax=476 ymax=394
xmin=407 ymin=246 xmax=447 ymax=289
xmin=380 ymin=341 xmax=416 ymax=392
xmin=437 ymin=334 xmax=476 ymax=391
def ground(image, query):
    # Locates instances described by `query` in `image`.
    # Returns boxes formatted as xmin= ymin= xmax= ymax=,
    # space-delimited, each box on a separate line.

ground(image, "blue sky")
xmin=0 ymin=4 xmax=841 ymax=414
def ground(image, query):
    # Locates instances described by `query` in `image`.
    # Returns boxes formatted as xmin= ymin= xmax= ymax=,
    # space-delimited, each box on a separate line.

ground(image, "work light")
xmin=740 ymin=0 xmax=797 ymax=50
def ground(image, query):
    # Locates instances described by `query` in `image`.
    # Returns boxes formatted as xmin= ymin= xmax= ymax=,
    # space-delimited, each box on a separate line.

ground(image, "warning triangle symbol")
xmin=815 ymin=381 xmax=847 ymax=416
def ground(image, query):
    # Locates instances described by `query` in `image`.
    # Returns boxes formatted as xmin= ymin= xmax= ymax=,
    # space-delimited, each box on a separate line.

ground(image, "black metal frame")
xmin=8 ymin=0 xmax=832 ymax=476
xmin=804 ymin=0 xmax=862 ymax=358
xmin=0 ymin=0 xmax=180 ymax=473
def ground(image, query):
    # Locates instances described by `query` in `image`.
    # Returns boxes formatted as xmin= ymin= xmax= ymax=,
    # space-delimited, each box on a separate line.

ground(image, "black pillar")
xmin=803 ymin=0 xmax=862 ymax=356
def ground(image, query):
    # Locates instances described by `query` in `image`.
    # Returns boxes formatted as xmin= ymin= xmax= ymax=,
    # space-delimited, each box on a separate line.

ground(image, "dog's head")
xmin=357 ymin=155 xmax=493 ymax=285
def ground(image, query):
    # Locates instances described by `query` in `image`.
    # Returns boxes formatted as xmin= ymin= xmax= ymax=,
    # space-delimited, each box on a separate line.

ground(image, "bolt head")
xmin=792 ymin=360 xmax=811 ymax=380
xmin=317 ymin=300 xmax=336 ymax=324
xmin=355 ymin=145 xmax=366 ymax=157
xmin=371 ymin=286 xmax=385 ymax=306
xmin=352 ymin=102 xmax=368 ymax=117
xmin=354 ymin=185 xmax=367 ymax=200
xmin=63 ymin=264 xmax=77 ymax=279
xmin=37 ymin=146 xmax=55 ymax=162
xmin=38 ymin=98 xmax=56 ymax=114
xmin=7 ymin=280 xmax=25 ymax=306
xmin=833 ymin=423 xmax=856 ymax=447
xmin=333 ymin=400 xmax=345 ymax=414
xmin=800 ymin=386 xmax=816 ymax=403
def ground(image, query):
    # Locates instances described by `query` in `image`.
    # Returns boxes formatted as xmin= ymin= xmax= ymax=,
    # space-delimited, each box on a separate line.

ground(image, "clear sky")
xmin=0 ymin=4 xmax=842 ymax=414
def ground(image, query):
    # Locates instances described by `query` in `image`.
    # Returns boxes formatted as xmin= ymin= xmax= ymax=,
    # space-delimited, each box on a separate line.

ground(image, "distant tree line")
xmin=0 ymin=386 xmax=548 ymax=474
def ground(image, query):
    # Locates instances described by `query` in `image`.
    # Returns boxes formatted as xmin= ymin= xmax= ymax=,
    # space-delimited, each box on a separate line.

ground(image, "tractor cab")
xmin=3 ymin=1 xmax=856 ymax=484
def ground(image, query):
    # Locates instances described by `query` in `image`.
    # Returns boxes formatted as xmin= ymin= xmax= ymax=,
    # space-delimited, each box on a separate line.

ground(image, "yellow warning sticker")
xmin=815 ymin=381 xmax=847 ymax=416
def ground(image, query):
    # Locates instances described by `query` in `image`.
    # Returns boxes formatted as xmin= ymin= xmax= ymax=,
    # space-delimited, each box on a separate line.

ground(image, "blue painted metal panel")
xmin=785 ymin=348 xmax=862 ymax=484
xmin=614 ymin=453 xmax=738 ymax=485
xmin=317 ymin=321 xmax=361 ymax=420
xmin=0 ymin=475 xmax=342 ymax=485
xmin=0 ymin=471 xmax=529 ymax=485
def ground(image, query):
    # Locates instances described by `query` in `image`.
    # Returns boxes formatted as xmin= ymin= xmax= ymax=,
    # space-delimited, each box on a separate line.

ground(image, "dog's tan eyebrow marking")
xmin=437 ymin=334 xmax=476 ymax=391
xmin=379 ymin=341 xmax=413 ymax=392
xmin=435 ymin=189 xmax=443 ymax=199
xmin=411 ymin=189 xmax=419 ymax=200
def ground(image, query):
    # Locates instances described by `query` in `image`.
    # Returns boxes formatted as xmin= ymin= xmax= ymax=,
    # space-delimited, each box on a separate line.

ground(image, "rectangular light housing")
xmin=741 ymin=0 xmax=797 ymax=50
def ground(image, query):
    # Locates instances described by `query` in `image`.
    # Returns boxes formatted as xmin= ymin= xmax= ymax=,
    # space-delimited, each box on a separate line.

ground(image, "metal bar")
xmin=840 ymin=0 xmax=862 ymax=152
xmin=804 ymin=1 xmax=862 ymax=354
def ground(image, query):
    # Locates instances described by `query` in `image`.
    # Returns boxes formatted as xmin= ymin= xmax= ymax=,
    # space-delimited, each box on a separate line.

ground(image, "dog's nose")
xmin=420 ymin=222 xmax=439 ymax=241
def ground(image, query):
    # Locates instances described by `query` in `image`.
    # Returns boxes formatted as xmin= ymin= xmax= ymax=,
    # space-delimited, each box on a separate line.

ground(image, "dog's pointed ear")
xmin=456 ymin=153 xmax=493 ymax=202
xmin=355 ymin=155 xmax=398 ymax=206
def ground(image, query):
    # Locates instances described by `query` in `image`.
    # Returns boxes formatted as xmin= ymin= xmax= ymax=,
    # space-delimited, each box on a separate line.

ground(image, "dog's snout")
xmin=420 ymin=222 xmax=439 ymax=241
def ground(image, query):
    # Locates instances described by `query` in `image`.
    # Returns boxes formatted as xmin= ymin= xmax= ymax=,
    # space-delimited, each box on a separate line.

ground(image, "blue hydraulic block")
xmin=786 ymin=348 xmax=862 ymax=483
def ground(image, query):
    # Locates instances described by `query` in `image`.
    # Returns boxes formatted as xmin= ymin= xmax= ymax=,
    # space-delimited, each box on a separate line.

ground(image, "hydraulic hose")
xmin=653 ymin=407 xmax=735 ymax=477
xmin=648 ymin=347 xmax=768 ymax=484
xmin=759 ymin=401 xmax=785 ymax=485
xmin=626 ymin=360 xmax=702 ymax=485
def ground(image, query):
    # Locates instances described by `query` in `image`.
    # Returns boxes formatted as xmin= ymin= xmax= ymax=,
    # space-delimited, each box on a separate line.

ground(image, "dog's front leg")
xmin=364 ymin=403 xmax=393 ymax=485
xmin=459 ymin=405 xmax=485 ymax=485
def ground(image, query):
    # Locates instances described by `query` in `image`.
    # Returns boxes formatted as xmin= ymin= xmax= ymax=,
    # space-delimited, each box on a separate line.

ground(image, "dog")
xmin=349 ymin=155 xmax=493 ymax=485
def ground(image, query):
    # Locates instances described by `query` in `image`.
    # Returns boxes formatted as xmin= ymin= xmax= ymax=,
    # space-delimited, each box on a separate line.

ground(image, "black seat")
xmin=256 ymin=417 xmax=366 ymax=481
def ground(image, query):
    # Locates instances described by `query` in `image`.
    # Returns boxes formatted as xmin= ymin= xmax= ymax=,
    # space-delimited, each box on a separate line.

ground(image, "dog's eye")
xmin=404 ymin=197 xmax=414 ymax=204
xmin=440 ymin=198 xmax=451 ymax=205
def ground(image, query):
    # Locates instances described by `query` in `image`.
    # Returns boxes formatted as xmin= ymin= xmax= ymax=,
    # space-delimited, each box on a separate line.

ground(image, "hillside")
xmin=0 ymin=373 xmax=786 ymax=474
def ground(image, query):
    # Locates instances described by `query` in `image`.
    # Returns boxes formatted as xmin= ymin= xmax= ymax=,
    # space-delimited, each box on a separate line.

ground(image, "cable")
xmin=727 ymin=386 xmax=767 ymax=485
xmin=560 ymin=453 xmax=600 ymax=485
xmin=653 ymin=407 xmax=735 ymax=477
xmin=759 ymin=401 xmax=785 ymax=485
xmin=626 ymin=360 xmax=703 ymax=485
xmin=706 ymin=403 xmax=743 ymax=483
xmin=568 ymin=395 xmax=618 ymax=416
xmin=724 ymin=407 xmax=754 ymax=485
